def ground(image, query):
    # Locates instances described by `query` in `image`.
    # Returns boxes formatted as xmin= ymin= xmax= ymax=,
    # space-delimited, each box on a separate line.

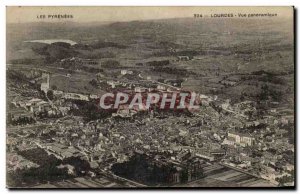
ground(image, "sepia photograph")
xmin=5 ymin=6 xmax=295 ymax=189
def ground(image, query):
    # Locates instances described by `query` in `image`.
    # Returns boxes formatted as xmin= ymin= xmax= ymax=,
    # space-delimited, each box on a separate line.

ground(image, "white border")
xmin=1 ymin=1 xmax=298 ymax=194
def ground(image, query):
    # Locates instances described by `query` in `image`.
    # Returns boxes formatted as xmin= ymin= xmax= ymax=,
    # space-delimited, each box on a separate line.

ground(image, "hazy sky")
xmin=7 ymin=6 xmax=293 ymax=23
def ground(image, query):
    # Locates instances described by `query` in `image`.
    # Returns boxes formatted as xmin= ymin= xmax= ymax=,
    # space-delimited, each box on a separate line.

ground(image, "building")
xmin=8 ymin=109 xmax=34 ymax=123
xmin=107 ymin=80 xmax=117 ymax=88
xmin=31 ymin=100 xmax=50 ymax=113
xmin=134 ymin=87 xmax=147 ymax=93
xmin=157 ymin=85 xmax=166 ymax=90
xmin=40 ymin=73 xmax=50 ymax=93
xmin=223 ymin=131 xmax=255 ymax=147
xmin=63 ymin=93 xmax=89 ymax=101
xmin=177 ymin=56 xmax=190 ymax=61
xmin=121 ymin=70 xmax=133 ymax=75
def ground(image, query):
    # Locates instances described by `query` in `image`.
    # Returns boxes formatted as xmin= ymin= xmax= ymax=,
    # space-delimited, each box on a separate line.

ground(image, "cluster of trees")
xmin=69 ymin=100 xmax=114 ymax=122
xmin=146 ymin=60 xmax=170 ymax=67
xmin=7 ymin=148 xmax=71 ymax=187
xmin=111 ymin=154 xmax=179 ymax=185
xmin=258 ymin=84 xmax=283 ymax=102
xmin=101 ymin=60 xmax=121 ymax=69
xmin=8 ymin=148 xmax=93 ymax=187
xmin=111 ymin=153 xmax=203 ymax=186
xmin=257 ymin=74 xmax=285 ymax=85
xmin=62 ymin=156 xmax=91 ymax=176
xmin=89 ymin=79 xmax=98 ymax=88
xmin=7 ymin=70 xmax=30 ymax=85
xmin=31 ymin=42 xmax=78 ymax=63
xmin=29 ymin=40 xmax=126 ymax=64
xmin=8 ymin=116 xmax=36 ymax=126
xmin=276 ymin=170 xmax=294 ymax=186
xmin=60 ymin=59 xmax=103 ymax=73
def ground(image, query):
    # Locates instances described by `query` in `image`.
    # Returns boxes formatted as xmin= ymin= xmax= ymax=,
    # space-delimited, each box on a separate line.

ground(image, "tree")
xmin=51 ymin=85 xmax=57 ymax=90
xmin=89 ymin=79 xmax=98 ymax=87
xmin=47 ymin=90 xmax=54 ymax=100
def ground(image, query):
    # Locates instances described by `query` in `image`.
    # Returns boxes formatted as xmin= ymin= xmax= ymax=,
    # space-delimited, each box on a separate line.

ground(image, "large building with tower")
xmin=40 ymin=72 xmax=50 ymax=93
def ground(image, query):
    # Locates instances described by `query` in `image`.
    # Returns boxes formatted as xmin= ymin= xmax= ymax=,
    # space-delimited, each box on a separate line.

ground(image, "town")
xmin=6 ymin=9 xmax=294 ymax=188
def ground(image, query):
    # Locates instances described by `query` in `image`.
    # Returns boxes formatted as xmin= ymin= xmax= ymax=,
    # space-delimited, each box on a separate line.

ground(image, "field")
xmin=176 ymin=163 xmax=276 ymax=187
xmin=7 ymin=18 xmax=294 ymax=106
